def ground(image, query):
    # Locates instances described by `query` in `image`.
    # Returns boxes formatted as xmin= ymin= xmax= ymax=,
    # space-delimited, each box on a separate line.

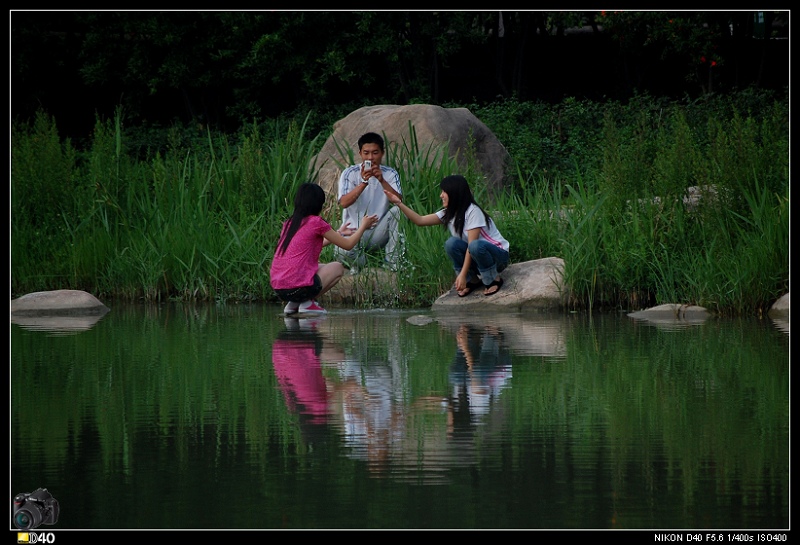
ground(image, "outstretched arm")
xmin=323 ymin=214 xmax=379 ymax=250
xmin=321 ymin=222 xmax=354 ymax=247
xmin=384 ymin=190 xmax=442 ymax=227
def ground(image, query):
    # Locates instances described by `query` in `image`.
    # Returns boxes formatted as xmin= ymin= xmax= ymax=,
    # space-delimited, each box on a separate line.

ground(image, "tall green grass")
xmin=11 ymin=90 xmax=788 ymax=314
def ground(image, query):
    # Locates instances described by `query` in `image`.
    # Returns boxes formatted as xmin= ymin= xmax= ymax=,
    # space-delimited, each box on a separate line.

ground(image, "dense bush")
xmin=11 ymin=89 xmax=789 ymax=314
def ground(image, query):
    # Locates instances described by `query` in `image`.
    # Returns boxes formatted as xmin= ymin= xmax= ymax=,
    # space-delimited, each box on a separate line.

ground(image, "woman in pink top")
xmin=270 ymin=183 xmax=378 ymax=315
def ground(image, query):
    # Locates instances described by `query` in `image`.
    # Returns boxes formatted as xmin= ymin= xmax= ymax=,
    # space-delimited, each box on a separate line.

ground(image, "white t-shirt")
xmin=436 ymin=204 xmax=510 ymax=251
xmin=337 ymin=164 xmax=402 ymax=229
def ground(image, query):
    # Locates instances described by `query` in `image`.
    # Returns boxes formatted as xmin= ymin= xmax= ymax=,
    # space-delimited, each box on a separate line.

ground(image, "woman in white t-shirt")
xmin=384 ymin=174 xmax=510 ymax=297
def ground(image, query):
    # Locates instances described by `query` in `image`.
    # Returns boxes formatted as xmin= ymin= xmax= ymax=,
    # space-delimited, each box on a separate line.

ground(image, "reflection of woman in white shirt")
xmin=449 ymin=324 xmax=513 ymax=420
xmin=385 ymin=174 xmax=510 ymax=297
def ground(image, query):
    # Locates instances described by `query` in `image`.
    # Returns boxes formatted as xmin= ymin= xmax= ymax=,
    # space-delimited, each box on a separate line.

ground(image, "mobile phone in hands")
xmin=363 ymin=160 xmax=372 ymax=170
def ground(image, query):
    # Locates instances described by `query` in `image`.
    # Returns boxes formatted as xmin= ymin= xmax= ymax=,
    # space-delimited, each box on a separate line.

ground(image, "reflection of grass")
xmin=11 ymin=307 xmax=788 ymax=527
xmin=504 ymin=315 xmax=789 ymax=517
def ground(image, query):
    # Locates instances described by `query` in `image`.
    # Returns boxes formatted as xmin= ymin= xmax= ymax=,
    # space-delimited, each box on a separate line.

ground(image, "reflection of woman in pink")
xmin=271 ymin=325 xmax=332 ymax=425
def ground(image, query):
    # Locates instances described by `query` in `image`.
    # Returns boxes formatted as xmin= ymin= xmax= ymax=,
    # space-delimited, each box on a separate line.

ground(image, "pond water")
xmin=10 ymin=302 xmax=789 ymax=530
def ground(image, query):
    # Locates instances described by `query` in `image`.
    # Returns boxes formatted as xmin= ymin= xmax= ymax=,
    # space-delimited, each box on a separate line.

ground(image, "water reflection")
xmin=433 ymin=312 xmax=569 ymax=357
xmin=329 ymin=333 xmax=408 ymax=474
xmin=11 ymin=304 xmax=789 ymax=529
xmin=272 ymin=317 xmax=339 ymax=427
xmin=448 ymin=323 xmax=512 ymax=424
xmin=770 ymin=314 xmax=789 ymax=335
xmin=273 ymin=314 xmax=516 ymax=482
xmin=627 ymin=306 xmax=711 ymax=331
xmin=10 ymin=313 xmax=109 ymax=336
xmin=274 ymin=313 xmax=563 ymax=484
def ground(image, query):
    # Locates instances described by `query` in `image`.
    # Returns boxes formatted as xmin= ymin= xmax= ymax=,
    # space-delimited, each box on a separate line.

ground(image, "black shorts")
xmin=274 ymin=274 xmax=323 ymax=303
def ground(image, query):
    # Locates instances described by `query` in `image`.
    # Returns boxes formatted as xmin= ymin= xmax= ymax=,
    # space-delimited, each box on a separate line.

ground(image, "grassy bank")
xmin=11 ymin=90 xmax=789 ymax=315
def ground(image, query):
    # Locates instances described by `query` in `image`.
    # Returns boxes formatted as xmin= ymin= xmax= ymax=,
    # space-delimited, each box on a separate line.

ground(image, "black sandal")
xmin=484 ymin=277 xmax=504 ymax=296
xmin=457 ymin=280 xmax=483 ymax=297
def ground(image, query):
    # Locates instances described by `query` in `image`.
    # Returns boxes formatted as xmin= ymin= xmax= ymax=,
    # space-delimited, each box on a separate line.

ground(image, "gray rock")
xmin=310 ymin=104 xmax=510 ymax=198
xmin=406 ymin=315 xmax=435 ymax=326
xmin=628 ymin=303 xmax=710 ymax=330
xmin=322 ymin=257 xmax=566 ymax=311
xmin=431 ymin=257 xmax=567 ymax=311
xmin=768 ymin=293 xmax=789 ymax=334
xmin=629 ymin=303 xmax=710 ymax=318
xmin=769 ymin=292 xmax=789 ymax=313
xmin=637 ymin=185 xmax=722 ymax=213
xmin=10 ymin=289 xmax=110 ymax=317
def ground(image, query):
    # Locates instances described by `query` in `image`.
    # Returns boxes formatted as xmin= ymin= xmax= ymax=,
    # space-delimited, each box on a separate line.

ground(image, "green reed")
xmin=544 ymin=98 xmax=789 ymax=314
xmin=11 ymin=92 xmax=788 ymax=314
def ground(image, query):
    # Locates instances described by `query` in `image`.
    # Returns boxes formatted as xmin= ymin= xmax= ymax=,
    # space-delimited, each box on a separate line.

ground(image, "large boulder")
xmin=310 ymin=104 xmax=510 ymax=198
xmin=11 ymin=290 xmax=111 ymax=334
xmin=11 ymin=289 xmax=110 ymax=317
xmin=431 ymin=257 xmax=567 ymax=311
xmin=322 ymin=257 xmax=567 ymax=311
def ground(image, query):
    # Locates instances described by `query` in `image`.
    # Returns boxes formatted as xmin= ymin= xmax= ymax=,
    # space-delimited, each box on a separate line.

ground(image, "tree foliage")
xmin=11 ymin=10 xmax=788 ymax=138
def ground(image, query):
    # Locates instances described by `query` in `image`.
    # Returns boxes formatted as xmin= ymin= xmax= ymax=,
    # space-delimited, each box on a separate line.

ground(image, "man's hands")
xmin=361 ymin=162 xmax=382 ymax=182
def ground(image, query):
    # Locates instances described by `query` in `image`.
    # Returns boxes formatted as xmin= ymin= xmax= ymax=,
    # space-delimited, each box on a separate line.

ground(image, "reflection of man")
xmin=330 ymin=356 xmax=406 ymax=471
xmin=335 ymin=132 xmax=404 ymax=272
xmin=449 ymin=324 xmax=512 ymax=420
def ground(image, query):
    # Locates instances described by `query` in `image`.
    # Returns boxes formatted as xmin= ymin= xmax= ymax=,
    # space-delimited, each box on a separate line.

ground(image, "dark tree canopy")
xmin=11 ymin=10 xmax=789 ymax=139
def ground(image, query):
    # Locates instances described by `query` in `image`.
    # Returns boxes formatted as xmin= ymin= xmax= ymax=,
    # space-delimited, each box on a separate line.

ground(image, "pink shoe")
xmin=298 ymin=300 xmax=327 ymax=315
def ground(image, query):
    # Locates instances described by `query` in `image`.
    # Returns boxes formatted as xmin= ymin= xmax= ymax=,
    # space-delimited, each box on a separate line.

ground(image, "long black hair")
xmin=439 ymin=175 xmax=492 ymax=238
xmin=276 ymin=182 xmax=326 ymax=256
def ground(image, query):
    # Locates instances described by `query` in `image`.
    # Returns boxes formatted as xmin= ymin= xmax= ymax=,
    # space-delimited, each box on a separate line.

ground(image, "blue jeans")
xmin=444 ymin=237 xmax=509 ymax=286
